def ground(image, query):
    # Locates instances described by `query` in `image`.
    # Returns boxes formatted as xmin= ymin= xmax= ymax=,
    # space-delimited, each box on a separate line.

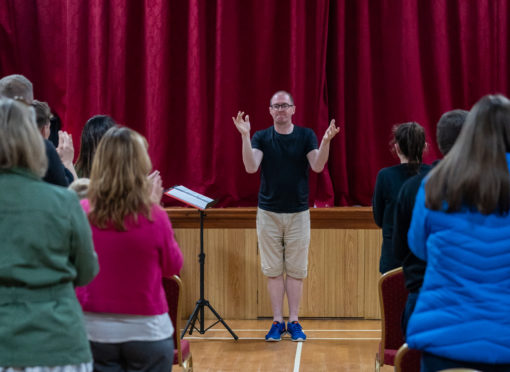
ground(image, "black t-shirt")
xmin=251 ymin=125 xmax=318 ymax=213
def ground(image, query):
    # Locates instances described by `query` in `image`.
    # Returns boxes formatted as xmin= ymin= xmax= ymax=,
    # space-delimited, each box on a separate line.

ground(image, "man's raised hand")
xmin=232 ymin=111 xmax=251 ymax=137
xmin=323 ymin=119 xmax=340 ymax=142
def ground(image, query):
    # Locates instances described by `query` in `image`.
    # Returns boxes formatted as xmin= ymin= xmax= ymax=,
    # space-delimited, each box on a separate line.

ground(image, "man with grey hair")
xmin=0 ymin=74 xmax=34 ymax=102
xmin=0 ymin=74 xmax=76 ymax=185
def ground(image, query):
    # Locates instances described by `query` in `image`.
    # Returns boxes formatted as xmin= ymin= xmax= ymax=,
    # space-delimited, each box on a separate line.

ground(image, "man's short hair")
xmin=436 ymin=109 xmax=468 ymax=155
xmin=0 ymin=74 xmax=34 ymax=103
xmin=270 ymin=90 xmax=294 ymax=106
xmin=32 ymin=100 xmax=52 ymax=129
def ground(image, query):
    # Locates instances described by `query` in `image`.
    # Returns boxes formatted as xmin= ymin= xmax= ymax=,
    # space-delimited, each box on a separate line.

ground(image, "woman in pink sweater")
xmin=77 ymin=127 xmax=183 ymax=372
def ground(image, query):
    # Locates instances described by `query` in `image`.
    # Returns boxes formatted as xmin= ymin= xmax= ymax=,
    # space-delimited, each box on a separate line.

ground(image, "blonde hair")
xmin=69 ymin=178 xmax=90 ymax=200
xmin=0 ymin=98 xmax=47 ymax=177
xmin=88 ymin=127 xmax=153 ymax=230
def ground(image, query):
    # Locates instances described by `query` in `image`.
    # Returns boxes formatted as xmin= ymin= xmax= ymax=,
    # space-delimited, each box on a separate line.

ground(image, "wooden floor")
xmin=174 ymin=319 xmax=395 ymax=372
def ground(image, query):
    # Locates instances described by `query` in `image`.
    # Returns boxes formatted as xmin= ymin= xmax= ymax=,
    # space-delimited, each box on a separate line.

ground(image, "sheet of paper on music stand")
xmin=164 ymin=185 xmax=216 ymax=210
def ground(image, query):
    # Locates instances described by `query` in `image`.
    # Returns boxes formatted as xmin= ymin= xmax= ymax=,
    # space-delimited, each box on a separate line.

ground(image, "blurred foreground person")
xmin=407 ymin=95 xmax=510 ymax=371
xmin=77 ymin=127 xmax=183 ymax=372
xmin=0 ymin=97 xmax=98 ymax=371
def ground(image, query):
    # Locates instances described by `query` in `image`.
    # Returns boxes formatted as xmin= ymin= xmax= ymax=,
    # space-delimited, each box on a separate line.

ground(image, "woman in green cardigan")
xmin=0 ymin=98 xmax=99 ymax=371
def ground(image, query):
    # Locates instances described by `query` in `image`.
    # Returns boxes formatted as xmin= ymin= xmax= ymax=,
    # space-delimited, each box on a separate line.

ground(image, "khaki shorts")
xmin=256 ymin=208 xmax=310 ymax=279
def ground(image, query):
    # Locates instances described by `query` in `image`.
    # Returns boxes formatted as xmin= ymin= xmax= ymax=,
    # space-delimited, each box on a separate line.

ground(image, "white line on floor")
xmin=293 ymin=342 xmax=303 ymax=372
xmin=182 ymin=336 xmax=380 ymax=340
xmin=182 ymin=329 xmax=381 ymax=332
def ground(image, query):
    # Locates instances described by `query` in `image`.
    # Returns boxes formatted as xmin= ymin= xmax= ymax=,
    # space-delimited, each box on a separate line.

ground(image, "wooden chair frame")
xmin=170 ymin=275 xmax=193 ymax=372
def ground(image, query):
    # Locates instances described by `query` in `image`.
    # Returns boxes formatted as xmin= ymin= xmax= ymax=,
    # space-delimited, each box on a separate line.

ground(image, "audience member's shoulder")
xmin=377 ymin=164 xmax=402 ymax=177
xmin=151 ymin=203 xmax=168 ymax=218
xmin=33 ymin=179 xmax=82 ymax=212
xmin=398 ymin=172 xmax=427 ymax=202
xmin=43 ymin=138 xmax=60 ymax=157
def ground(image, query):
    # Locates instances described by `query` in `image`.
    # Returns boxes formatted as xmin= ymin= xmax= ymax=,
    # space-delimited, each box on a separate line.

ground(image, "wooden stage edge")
xmin=165 ymin=206 xmax=377 ymax=229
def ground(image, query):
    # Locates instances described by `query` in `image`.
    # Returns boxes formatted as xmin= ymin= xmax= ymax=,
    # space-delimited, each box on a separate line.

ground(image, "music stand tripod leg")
xmin=204 ymin=300 xmax=239 ymax=340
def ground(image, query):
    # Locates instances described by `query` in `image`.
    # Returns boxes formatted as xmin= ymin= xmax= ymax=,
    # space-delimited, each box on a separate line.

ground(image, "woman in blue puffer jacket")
xmin=407 ymin=94 xmax=510 ymax=372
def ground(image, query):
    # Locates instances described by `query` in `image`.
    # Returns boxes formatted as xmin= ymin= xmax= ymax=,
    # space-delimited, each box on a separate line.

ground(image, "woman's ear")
xmin=394 ymin=143 xmax=402 ymax=156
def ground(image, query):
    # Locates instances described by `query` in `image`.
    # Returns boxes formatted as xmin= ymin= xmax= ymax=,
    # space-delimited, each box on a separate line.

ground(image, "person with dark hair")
xmin=77 ymin=127 xmax=183 ymax=372
xmin=233 ymin=90 xmax=339 ymax=342
xmin=392 ymin=109 xmax=467 ymax=336
xmin=406 ymin=95 xmax=510 ymax=371
xmin=0 ymin=97 xmax=99 ymax=371
xmin=32 ymin=100 xmax=77 ymax=185
xmin=49 ymin=111 xmax=62 ymax=148
xmin=75 ymin=115 xmax=116 ymax=178
xmin=372 ymin=122 xmax=430 ymax=273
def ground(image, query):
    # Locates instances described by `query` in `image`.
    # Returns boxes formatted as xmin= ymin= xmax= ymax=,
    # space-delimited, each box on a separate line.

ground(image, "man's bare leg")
xmin=285 ymin=275 xmax=303 ymax=322
xmin=267 ymin=275 xmax=285 ymax=323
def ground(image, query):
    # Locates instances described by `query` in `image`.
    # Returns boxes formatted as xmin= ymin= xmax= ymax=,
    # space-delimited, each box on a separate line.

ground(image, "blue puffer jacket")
xmin=406 ymin=154 xmax=510 ymax=364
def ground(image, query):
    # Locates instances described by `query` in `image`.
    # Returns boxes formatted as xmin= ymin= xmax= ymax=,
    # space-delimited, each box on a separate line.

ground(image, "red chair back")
xmin=376 ymin=267 xmax=409 ymax=369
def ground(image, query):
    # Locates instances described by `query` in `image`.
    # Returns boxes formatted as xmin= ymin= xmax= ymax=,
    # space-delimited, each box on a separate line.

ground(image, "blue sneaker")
xmin=265 ymin=321 xmax=286 ymax=341
xmin=287 ymin=321 xmax=306 ymax=341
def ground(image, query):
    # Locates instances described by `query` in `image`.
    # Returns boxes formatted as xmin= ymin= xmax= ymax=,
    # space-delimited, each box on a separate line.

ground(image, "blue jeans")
xmin=90 ymin=337 xmax=174 ymax=372
xmin=421 ymin=351 xmax=510 ymax=372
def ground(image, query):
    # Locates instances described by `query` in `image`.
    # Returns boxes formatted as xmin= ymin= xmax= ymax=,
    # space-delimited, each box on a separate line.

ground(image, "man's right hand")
xmin=232 ymin=111 xmax=251 ymax=137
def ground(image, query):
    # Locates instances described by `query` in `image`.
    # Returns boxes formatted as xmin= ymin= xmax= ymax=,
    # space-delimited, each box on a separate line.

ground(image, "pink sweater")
xmin=77 ymin=200 xmax=183 ymax=315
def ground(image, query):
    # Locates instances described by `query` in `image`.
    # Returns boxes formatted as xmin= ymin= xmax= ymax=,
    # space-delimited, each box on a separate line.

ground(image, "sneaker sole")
xmin=291 ymin=338 xmax=306 ymax=342
xmin=265 ymin=338 xmax=281 ymax=342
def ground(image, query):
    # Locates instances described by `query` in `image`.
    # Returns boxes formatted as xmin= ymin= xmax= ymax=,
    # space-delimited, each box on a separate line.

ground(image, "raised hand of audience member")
xmin=57 ymin=131 xmax=78 ymax=180
xmin=148 ymin=170 xmax=163 ymax=205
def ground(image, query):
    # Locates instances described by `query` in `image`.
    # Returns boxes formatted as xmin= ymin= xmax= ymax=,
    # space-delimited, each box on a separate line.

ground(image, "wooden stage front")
xmin=166 ymin=207 xmax=382 ymax=320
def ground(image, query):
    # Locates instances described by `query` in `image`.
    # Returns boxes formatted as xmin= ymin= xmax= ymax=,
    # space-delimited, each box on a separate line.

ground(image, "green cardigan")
xmin=0 ymin=168 xmax=99 ymax=367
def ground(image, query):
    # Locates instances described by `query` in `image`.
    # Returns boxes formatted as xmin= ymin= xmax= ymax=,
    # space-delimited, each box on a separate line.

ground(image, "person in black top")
xmin=0 ymin=75 xmax=76 ymax=186
xmin=372 ymin=122 xmax=430 ymax=273
xmin=32 ymin=100 xmax=77 ymax=186
xmin=75 ymin=115 xmax=116 ymax=178
xmin=233 ymin=91 xmax=339 ymax=342
xmin=393 ymin=109 xmax=467 ymax=336
xmin=48 ymin=112 xmax=61 ymax=148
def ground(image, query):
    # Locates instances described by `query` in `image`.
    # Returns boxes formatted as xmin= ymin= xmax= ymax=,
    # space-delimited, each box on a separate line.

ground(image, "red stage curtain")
xmin=1 ymin=0 xmax=509 ymax=206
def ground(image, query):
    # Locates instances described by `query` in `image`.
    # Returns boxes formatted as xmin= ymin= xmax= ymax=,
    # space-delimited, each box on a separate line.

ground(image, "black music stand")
xmin=165 ymin=186 xmax=238 ymax=340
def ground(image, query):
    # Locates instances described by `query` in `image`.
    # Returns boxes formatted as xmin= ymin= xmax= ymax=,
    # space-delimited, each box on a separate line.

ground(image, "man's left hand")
xmin=323 ymin=119 xmax=340 ymax=143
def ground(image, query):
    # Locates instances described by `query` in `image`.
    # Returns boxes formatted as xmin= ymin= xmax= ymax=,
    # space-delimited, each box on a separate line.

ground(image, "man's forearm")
xmin=311 ymin=139 xmax=331 ymax=173
xmin=242 ymin=135 xmax=259 ymax=173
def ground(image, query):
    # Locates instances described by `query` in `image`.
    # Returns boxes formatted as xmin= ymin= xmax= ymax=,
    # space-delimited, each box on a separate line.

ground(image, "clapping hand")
xmin=148 ymin=170 xmax=163 ymax=205
xmin=232 ymin=111 xmax=251 ymax=137
xmin=323 ymin=119 xmax=340 ymax=143
xmin=56 ymin=131 xmax=74 ymax=165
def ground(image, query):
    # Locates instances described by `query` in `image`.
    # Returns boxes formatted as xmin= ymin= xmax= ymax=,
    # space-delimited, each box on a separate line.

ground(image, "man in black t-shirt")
xmin=233 ymin=90 xmax=339 ymax=342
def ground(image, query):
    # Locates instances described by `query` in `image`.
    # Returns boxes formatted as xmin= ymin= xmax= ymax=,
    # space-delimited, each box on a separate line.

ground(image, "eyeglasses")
xmin=270 ymin=103 xmax=293 ymax=110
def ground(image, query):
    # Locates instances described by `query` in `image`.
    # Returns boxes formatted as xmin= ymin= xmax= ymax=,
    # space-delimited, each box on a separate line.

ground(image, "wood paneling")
xmin=169 ymin=207 xmax=383 ymax=320
xmin=167 ymin=207 xmax=379 ymax=229
xmin=362 ymin=230 xmax=382 ymax=319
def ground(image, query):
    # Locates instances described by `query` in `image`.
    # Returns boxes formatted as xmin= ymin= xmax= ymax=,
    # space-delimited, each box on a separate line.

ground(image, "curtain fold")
xmin=1 ymin=0 xmax=508 ymax=206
